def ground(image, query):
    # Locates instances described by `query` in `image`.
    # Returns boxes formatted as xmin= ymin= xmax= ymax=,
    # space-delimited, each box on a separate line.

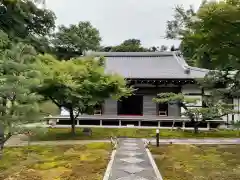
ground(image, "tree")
xmin=52 ymin=21 xmax=101 ymax=60
xmin=170 ymin=45 xmax=176 ymax=52
xmin=0 ymin=43 xmax=43 ymax=155
xmin=110 ymin=39 xmax=148 ymax=52
xmin=0 ymin=30 xmax=11 ymax=52
xmin=0 ymin=0 xmax=56 ymax=53
xmin=36 ymin=55 xmax=133 ymax=134
xmin=153 ymin=92 xmax=233 ymax=133
xmin=166 ymin=0 xmax=240 ymax=69
xmin=100 ymin=46 xmax=113 ymax=52
xmin=160 ymin=45 xmax=168 ymax=52
xmin=148 ymin=46 xmax=159 ymax=52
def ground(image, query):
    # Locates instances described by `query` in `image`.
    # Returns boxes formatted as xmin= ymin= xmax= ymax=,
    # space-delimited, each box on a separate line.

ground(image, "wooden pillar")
xmin=138 ymin=121 xmax=141 ymax=127
xmin=182 ymin=121 xmax=185 ymax=131
xmin=119 ymin=120 xmax=122 ymax=126
xmin=158 ymin=121 xmax=161 ymax=128
xmin=207 ymin=122 xmax=210 ymax=130
xmin=100 ymin=120 xmax=102 ymax=126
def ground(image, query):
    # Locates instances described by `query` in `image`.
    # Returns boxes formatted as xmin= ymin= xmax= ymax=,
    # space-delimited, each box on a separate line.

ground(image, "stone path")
xmin=107 ymin=138 xmax=160 ymax=180
xmin=4 ymin=135 xmax=109 ymax=147
xmin=5 ymin=134 xmax=240 ymax=147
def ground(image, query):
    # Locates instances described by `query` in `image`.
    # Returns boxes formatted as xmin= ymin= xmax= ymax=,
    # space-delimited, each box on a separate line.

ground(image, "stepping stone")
xmin=123 ymin=142 xmax=138 ymax=146
xmin=124 ymin=139 xmax=137 ymax=143
xmin=121 ymin=146 xmax=140 ymax=151
xmin=120 ymin=157 xmax=144 ymax=164
xmin=119 ymin=164 xmax=145 ymax=174
xmin=119 ymin=151 xmax=143 ymax=157
xmin=116 ymin=175 xmax=149 ymax=180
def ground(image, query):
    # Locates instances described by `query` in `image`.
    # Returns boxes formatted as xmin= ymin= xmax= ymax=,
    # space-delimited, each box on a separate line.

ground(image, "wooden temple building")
xmin=56 ymin=52 xmax=239 ymax=129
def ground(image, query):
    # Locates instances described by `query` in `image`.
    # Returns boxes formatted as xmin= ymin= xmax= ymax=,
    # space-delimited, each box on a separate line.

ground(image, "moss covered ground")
xmin=0 ymin=143 xmax=111 ymax=180
xmin=30 ymin=128 xmax=239 ymax=141
xmin=150 ymin=144 xmax=240 ymax=180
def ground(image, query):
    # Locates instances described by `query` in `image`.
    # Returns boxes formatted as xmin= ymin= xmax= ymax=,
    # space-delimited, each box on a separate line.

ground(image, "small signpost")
xmin=156 ymin=129 xmax=160 ymax=147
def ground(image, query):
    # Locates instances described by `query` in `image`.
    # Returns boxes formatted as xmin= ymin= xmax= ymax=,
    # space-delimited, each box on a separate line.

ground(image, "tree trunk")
xmin=171 ymin=119 xmax=175 ymax=131
xmin=69 ymin=108 xmax=75 ymax=135
xmin=194 ymin=122 xmax=199 ymax=134
xmin=0 ymin=133 xmax=12 ymax=159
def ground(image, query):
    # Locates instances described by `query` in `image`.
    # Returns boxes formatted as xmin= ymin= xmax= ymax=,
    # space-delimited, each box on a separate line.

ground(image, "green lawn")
xmin=30 ymin=128 xmax=239 ymax=141
xmin=151 ymin=144 xmax=240 ymax=180
xmin=0 ymin=143 xmax=111 ymax=180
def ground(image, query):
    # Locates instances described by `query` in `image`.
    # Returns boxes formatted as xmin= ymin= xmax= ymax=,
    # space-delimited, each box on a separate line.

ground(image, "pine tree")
xmin=0 ymin=42 xmax=43 ymax=154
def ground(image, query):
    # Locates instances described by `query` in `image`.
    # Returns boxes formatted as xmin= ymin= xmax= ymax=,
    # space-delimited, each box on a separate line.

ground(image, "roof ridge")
xmin=188 ymin=66 xmax=209 ymax=72
xmin=173 ymin=52 xmax=209 ymax=73
xmin=172 ymin=52 xmax=189 ymax=71
xmin=85 ymin=51 xmax=174 ymax=57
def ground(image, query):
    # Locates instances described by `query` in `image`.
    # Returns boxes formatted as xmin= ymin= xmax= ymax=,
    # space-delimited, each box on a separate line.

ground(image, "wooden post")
xmin=207 ymin=122 xmax=210 ymax=130
xmin=182 ymin=121 xmax=186 ymax=131
xmin=156 ymin=129 xmax=160 ymax=147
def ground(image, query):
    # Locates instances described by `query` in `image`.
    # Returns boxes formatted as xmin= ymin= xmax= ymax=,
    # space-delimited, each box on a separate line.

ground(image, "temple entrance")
xmin=117 ymin=95 xmax=143 ymax=116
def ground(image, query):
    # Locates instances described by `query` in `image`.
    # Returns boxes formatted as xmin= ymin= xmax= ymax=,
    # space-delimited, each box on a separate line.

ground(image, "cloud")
xmin=46 ymin=0 xmax=202 ymax=47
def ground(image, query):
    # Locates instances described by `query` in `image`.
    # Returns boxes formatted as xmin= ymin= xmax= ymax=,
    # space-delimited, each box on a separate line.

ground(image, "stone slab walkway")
xmin=107 ymin=138 xmax=159 ymax=180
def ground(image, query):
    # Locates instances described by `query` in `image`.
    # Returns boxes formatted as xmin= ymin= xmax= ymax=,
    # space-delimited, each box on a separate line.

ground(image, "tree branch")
xmin=74 ymin=108 xmax=81 ymax=119
xmin=2 ymin=133 xmax=12 ymax=145
xmin=49 ymin=96 xmax=61 ymax=107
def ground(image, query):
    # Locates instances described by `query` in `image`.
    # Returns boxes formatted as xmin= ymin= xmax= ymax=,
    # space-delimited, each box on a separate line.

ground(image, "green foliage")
xmin=0 ymin=0 xmax=56 ymax=53
xmin=39 ymin=100 xmax=60 ymax=116
xmin=153 ymin=91 xmax=233 ymax=133
xmin=52 ymin=21 xmax=101 ymax=60
xmin=0 ymin=30 xmax=10 ymax=51
xmin=104 ymin=39 xmax=148 ymax=52
xmin=36 ymin=54 xmax=133 ymax=133
xmin=153 ymin=92 xmax=198 ymax=105
xmin=0 ymin=43 xmax=43 ymax=139
xmin=166 ymin=0 xmax=240 ymax=69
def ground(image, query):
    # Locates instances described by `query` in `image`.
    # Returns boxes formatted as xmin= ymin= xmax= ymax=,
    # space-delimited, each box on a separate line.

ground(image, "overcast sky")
xmin=46 ymin=0 xmax=202 ymax=48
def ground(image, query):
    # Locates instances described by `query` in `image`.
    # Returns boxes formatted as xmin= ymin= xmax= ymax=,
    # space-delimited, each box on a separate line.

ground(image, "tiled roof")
xmin=86 ymin=52 xmax=209 ymax=79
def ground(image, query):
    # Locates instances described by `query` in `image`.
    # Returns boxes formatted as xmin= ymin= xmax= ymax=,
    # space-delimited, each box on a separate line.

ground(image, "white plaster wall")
xmin=60 ymin=107 xmax=80 ymax=116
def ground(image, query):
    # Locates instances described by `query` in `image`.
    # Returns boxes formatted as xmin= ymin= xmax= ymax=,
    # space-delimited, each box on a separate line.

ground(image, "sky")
xmin=46 ymin=0 xmax=202 ymax=48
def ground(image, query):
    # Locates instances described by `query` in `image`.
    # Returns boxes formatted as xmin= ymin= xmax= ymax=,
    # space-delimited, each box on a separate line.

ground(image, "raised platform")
xmin=44 ymin=115 xmax=225 ymax=130
xmin=44 ymin=115 xmax=224 ymax=122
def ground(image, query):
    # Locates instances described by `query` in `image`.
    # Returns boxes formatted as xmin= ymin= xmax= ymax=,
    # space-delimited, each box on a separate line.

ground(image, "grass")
xmin=150 ymin=144 xmax=240 ymax=180
xmin=0 ymin=143 xmax=111 ymax=180
xmin=30 ymin=128 xmax=240 ymax=141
